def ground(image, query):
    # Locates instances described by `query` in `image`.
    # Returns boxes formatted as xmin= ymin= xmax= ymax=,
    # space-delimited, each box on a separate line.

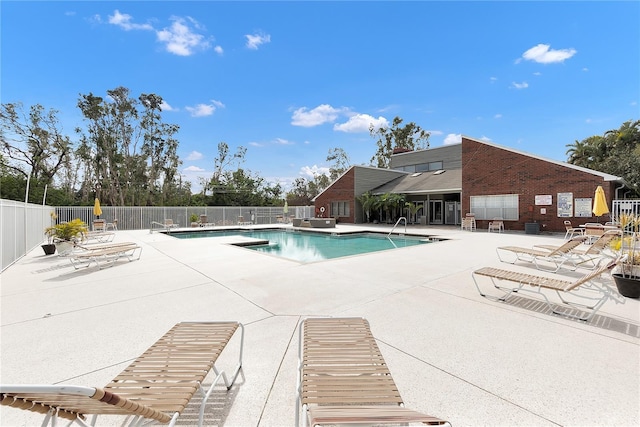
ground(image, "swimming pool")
xmin=168 ymin=229 xmax=434 ymax=262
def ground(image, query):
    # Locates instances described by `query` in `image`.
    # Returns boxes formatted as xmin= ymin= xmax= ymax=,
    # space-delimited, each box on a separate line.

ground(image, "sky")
xmin=2 ymin=1 xmax=639 ymax=193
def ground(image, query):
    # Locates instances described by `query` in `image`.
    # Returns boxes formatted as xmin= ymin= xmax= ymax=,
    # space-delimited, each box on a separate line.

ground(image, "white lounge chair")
xmin=296 ymin=317 xmax=449 ymax=427
xmin=0 ymin=321 xmax=244 ymax=426
xmin=534 ymin=229 xmax=621 ymax=269
xmin=69 ymin=242 xmax=142 ymax=269
xmin=472 ymin=258 xmax=623 ymax=321
xmin=81 ymin=230 xmax=115 ymax=244
xmin=496 ymin=236 xmax=587 ymax=272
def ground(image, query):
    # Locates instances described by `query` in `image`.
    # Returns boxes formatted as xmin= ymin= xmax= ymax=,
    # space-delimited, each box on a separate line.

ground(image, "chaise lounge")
xmin=472 ymin=258 xmax=623 ymax=321
xmin=533 ymin=229 xmax=620 ymax=270
xmin=0 ymin=321 xmax=244 ymax=426
xmin=69 ymin=242 xmax=142 ymax=269
xmin=496 ymin=236 xmax=587 ymax=272
xmin=296 ymin=317 xmax=448 ymax=427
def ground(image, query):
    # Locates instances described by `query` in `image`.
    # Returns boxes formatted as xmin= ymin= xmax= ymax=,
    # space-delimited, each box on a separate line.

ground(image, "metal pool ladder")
xmin=387 ymin=217 xmax=407 ymax=237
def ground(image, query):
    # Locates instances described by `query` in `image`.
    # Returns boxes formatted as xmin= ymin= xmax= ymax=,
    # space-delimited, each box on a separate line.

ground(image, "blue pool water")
xmin=169 ymin=229 xmax=432 ymax=262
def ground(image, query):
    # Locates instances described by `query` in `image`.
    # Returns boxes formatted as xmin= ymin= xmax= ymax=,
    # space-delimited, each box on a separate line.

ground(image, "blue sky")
xmin=2 ymin=1 xmax=639 ymax=193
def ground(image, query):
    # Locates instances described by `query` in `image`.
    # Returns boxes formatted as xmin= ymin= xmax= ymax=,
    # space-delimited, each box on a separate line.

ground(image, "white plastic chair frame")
xmin=0 ymin=322 xmax=245 ymax=427
xmin=69 ymin=243 xmax=142 ymax=270
xmin=495 ymin=237 xmax=586 ymax=273
xmin=472 ymin=258 xmax=623 ymax=321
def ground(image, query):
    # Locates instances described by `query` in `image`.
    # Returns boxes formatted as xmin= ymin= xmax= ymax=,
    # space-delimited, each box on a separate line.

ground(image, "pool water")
xmin=169 ymin=229 xmax=432 ymax=262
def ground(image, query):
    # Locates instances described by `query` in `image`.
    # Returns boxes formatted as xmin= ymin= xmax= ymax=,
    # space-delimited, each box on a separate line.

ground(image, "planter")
xmin=54 ymin=241 xmax=74 ymax=256
xmin=41 ymin=243 xmax=56 ymax=255
xmin=612 ymin=274 xmax=640 ymax=298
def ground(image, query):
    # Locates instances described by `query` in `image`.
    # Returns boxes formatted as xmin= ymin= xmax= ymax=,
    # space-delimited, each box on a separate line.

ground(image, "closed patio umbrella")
xmin=93 ymin=198 xmax=102 ymax=219
xmin=592 ymin=185 xmax=609 ymax=220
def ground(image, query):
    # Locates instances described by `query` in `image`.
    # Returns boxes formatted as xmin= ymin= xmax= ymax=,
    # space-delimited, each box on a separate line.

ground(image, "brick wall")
xmin=314 ymin=168 xmax=356 ymax=222
xmin=462 ymin=137 xmax=617 ymax=232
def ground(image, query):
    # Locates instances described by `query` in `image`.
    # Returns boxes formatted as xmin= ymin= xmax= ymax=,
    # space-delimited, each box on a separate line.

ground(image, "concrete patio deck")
xmin=1 ymin=224 xmax=638 ymax=426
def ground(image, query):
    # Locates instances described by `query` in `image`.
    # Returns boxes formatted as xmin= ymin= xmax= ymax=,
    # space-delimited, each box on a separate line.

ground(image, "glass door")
xmin=429 ymin=200 xmax=443 ymax=224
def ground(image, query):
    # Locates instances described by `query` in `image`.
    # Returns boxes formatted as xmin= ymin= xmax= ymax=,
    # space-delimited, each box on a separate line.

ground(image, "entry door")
xmin=445 ymin=201 xmax=459 ymax=225
xmin=412 ymin=201 xmax=424 ymax=224
xmin=429 ymin=200 xmax=443 ymax=224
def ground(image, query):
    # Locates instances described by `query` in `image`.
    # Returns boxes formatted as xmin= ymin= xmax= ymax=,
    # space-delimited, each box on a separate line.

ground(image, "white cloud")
xmin=490 ymin=77 xmax=498 ymax=83
xmin=426 ymin=130 xmax=443 ymax=136
xmin=480 ymin=135 xmax=492 ymax=142
xmin=108 ymin=10 xmax=153 ymax=31
xmin=157 ymin=16 xmax=210 ymax=56
xmin=494 ymin=113 xmax=502 ymax=119
xmin=186 ymin=151 xmax=203 ymax=161
xmin=334 ymin=114 xmax=388 ymax=133
xmin=291 ymin=104 xmax=347 ymax=127
xmin=185 ymin=100 xmax=225 ymax=117
xmin=443 ymin=134 xmax=461 ymax=145
xmin=183 ymin=165 xmax=205 ymax=172
xmin=520 ymin=43 xmax=576 ymax=64
xmin=249 ymin=141 xmax=264 ymax=147
xmin=160 ymin=100 xmax=177 ymax=111
xmin=214 ymin=45 xmax=224 ymax=55
xmin=511 ymin=81 xmax=529 ymax=89
xmin=582 ymin=67 xmax=589 ymax=72
xmin=300 ymin=165 xmax=330 ymax=179
xmin=245 ymin=32 xmax=271 ymax=50
xmin=274 ymin=138 xmax=294 ymax=145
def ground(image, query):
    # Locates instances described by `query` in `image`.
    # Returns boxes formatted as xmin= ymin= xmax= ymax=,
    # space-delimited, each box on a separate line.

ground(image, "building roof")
xmin=370 ymin=168 xmax=462 ymax=195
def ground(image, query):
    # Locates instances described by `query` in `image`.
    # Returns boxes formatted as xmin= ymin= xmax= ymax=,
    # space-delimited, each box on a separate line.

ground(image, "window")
xmin=470 ymin=195 xmax=519 ymax=220
xmin=414 ymin=161 xmax=443 ymax=172
xmin=331 ymin=201 xmax=350 ymax=217
xmin=428 ymin=161 xmax=443 ymax=171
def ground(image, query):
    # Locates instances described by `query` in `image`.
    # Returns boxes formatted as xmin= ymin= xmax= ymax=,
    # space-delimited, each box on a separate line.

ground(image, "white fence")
xmin=612 ymin=199 xmax=640 ymax=223
xmin=54 ymin=205 xmax=313 ymax=231
xmin=4 ymin=199 xmax=634 ymax=271
xmin=1 ymin=199 xmax=52 ymax=272
xmin=0 ymin=201 xmax=313 ymax=271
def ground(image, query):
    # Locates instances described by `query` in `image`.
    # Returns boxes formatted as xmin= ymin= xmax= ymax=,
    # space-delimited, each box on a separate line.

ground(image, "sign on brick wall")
xmin=557 ymin=192 xmax=573 ymax=217
xmin=575 ymin=198 xmax=592 ymax=217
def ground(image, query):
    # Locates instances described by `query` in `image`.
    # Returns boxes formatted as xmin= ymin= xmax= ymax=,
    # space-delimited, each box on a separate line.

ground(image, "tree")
xmin=369 ymin=116 xmax=430 ymax=168
xmin=566 ymin=120 xmax=640 ymax=196
xmin=139 ymin=93 xmax=181 ymax=205
xmin=203 ymin=142 xmax=247 ymax=200
xmin=308 ymin=173 xmax=330 ymax=198
xmin=217 ymin=169 xmax=271 ymax=206
xmin=76 ymin=87 xmax=184 ymax=206
xmin=374 ymin=192 xmax=405 ymax=223
xmin=326 ymin=147 xmax=350 ymax=180
xmin=0 ymin=102 xmax=72 ymax=184
xmin=404 ymin=201 xmax=422 ymax=223
xmin=356 ymin=191 xmax=376 ymax=223
xmin=287 ymin=177 xmax=313 ymax=206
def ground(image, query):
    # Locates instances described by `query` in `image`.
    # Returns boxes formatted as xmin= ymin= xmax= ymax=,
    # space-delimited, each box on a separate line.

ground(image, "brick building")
xmin=313 ymin=136 xmax=627 ymax=232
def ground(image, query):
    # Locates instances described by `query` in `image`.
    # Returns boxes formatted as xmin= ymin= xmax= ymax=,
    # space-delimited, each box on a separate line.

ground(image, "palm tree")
xmin=388 ymin=193 xmax=405 ymax=222
xmin=356 ymin=191 xmax=376 ymax=223
xmin=405 ymin=201 xmax=422 ymax=224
